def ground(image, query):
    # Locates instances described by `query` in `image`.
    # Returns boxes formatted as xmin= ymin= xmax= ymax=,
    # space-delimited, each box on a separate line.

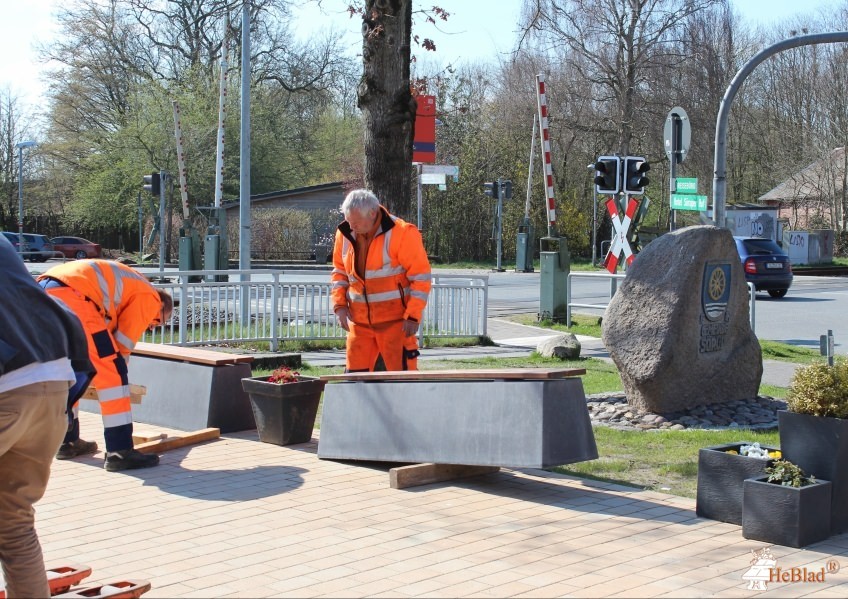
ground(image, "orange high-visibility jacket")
xmin=331 ymin=206 xmax=432 ymax=326
xmin=37 ymin=260 xmax=162 ymax=357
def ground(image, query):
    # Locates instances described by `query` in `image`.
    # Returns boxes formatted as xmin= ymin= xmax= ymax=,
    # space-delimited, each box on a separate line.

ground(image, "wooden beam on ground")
xmin=134 ymin=428 xmax=220 ymax=454
xmin=389 ymin=463 xmax=500 ymax=489
xmin=320 ymin=367 xmax=585 ymax=383
xmin=132 ymin=431 xmax=167 ymax=444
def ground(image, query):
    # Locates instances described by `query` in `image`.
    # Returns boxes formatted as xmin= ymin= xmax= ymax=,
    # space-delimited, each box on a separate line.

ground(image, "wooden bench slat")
xmin=133 ymin=342 xmax=254 ymax=366
xmin=320 ymin=367 xmax=586 ymax=382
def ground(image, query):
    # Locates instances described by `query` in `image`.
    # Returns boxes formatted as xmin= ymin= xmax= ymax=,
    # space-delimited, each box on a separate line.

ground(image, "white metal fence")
xmin=147 ymin=269 xmax=488 ymax=349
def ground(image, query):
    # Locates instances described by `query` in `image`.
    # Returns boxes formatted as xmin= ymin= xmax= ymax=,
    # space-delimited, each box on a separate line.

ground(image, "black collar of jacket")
xmin=338 ymin=205 xmax=396 ymax=243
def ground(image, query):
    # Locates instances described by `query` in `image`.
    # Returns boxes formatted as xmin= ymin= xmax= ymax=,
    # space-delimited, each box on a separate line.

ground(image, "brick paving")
xmin=11 ymin=411 xmax=845 ymax=598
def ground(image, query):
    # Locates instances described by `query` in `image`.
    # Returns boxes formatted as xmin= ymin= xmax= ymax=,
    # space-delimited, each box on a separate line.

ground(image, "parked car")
xmin=22 ymin=233 xmax=56 ymax=262
xmin=734 ymin=236 xmax=793 ymax=298
xmin=1 ymin=231 xmax=31 ymax=255
xmin=51 ymin=236 xmax=102 ymax=259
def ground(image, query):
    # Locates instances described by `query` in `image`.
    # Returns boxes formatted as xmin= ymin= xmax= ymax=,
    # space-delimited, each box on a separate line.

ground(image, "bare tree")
xmin=521 ymin=0 xmax=722 ymax=156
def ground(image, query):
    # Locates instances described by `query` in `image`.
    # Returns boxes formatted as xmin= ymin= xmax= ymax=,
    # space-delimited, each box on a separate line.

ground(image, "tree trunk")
xmin=359 ymin=0 xmax=415 ymax=219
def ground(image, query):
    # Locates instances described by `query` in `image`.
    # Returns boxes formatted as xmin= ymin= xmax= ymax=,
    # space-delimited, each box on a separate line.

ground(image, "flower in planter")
xmin=267 ymin=366 xmax=301 ymax=384
xmin=787 ymin=357 xmax=848 ymax=418
xmin=765 ymin=459 xmax=817 ymax=488
xmin=723 ymin=443 xmax=781 ymax=459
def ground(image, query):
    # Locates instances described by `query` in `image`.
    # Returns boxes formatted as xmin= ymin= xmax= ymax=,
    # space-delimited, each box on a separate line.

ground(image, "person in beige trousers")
xmin=0 ymin=234 xmax=93 ymax=597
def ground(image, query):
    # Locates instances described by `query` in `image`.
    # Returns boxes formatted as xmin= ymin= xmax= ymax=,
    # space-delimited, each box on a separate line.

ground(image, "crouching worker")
xmin=38 ymin=260 xmax=173 ymax=472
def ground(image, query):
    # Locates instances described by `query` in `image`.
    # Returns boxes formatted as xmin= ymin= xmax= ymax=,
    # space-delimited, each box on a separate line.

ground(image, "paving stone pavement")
xmin=6 ymin=318 xmax=841 ymax=598
xmin=6 ymin=411 xmax=845 ymax=598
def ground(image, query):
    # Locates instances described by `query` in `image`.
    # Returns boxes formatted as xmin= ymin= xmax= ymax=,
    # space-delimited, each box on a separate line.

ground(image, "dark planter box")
xmin=778 ymin=410 xmax=848 ymax=534
xmin=743 ymin=476 xmax=832 ymax=548
xmin=242 ymin=376 xmax=325 ymax=445
xmin=695 ymin=442 xmax=779 ymax=525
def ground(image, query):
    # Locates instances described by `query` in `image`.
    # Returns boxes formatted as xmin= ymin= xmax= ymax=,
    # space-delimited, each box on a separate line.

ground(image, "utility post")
xmin=495 ymin=177 xmax=504 ymax=272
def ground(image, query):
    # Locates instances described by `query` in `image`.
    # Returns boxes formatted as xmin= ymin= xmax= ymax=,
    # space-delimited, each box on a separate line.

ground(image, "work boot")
xmin=56 ymin=439 xmax=98 ymax=460
xmin=104 ymin=449 xmax=160 ymax=472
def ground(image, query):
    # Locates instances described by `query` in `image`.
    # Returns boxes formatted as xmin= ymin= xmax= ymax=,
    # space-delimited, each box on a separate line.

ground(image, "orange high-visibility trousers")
xmin=43 ymin=285 xmax=134 ymax=452
xmin=345 ymin=320 xmax=420 ymax=372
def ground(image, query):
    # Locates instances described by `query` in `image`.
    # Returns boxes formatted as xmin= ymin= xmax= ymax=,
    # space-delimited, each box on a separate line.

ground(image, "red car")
xmin=51 ymin=236 xmax=102 ymax=259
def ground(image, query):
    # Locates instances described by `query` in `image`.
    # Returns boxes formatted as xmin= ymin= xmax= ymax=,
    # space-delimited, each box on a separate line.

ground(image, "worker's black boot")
xmin=56 ymin=438 xmax=98 ymax=460
xmin=104 ymin=449 xmax=159 ymax=472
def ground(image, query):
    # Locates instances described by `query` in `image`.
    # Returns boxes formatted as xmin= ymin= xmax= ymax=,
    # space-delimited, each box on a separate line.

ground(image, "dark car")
xmin=734 ymin=236 xmax=793 ymax=298
xmin=22 ymin=233 xmax=56 ymax=262
xmin=1 ymin=231 xmax=31 ymax=255
xmin=51 ymin=236 xmax=103 ymax=259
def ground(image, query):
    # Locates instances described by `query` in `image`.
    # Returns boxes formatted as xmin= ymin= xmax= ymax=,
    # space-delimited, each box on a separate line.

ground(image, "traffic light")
xmin=502 ymin=180 xmax=513 ymax=200
xmin=483 ymin=181 xmax=499 ymax=198
xmin=623 ymin=157 xmax=650 ymax=195
xmin=143 ymin=172 xmax=161 ymax=196
xmin=594 ymin=156 xmax=621 ymax=195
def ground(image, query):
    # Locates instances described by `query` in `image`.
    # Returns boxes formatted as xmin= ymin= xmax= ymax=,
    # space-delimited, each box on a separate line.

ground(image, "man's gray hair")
xmin=341 ymin=189 xmax=380 ymax=216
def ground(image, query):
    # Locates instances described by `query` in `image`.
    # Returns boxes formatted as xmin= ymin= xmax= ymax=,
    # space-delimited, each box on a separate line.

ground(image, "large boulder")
xmin=602 ymin=225 xmax=762 ymax=413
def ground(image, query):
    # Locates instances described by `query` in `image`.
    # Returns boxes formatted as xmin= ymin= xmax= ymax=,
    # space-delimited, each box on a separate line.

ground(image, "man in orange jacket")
xmin=331 ymin=189 xmax=432 ymax=372
xmin=38 ymin=260 xmax=173 ymax=472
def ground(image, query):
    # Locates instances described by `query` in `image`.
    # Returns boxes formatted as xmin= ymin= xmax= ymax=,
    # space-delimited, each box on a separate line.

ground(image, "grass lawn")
xmin=553 ymin=427 xmax=779 ymax=499
xmin=266 ymin=346 xmax=791 ymax=501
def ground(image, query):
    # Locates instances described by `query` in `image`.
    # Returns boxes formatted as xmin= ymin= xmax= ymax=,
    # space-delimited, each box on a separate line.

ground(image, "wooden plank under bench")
xmin=320 ymin=367 xmax=586 ymax=382
xmin=133 ymin=342 xmax=254 ymax=366
xmin=390 ymin=463 xmax=500 ymax=489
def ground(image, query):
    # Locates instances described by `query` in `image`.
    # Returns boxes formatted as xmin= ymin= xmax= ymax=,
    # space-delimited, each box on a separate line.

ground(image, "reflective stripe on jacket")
xmin=331 ymin=206 xmax=431 ymax=326
xmin=37 ymin=260 xmax=162 ymax=357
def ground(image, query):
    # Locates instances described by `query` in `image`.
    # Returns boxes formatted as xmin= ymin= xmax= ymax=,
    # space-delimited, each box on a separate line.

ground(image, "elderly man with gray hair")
xmin=330 ymin=189 xmax=432 ymax=372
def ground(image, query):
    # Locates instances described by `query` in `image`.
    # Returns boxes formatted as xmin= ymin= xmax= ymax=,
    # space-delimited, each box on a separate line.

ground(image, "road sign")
xmin=421 ymin=173 xmax=446 ymax=185
xmin=675 ymin=177 xmax=698 ymax=193
xmin=670 ymin=193 xmax=708 ymax=211
xmin=603 ymin=197 xmax=638 ymax=273
xmin=664 ymin=107 xmax=691 ymax=164
xmin=421 ymin=164 xmax=459 ymax=177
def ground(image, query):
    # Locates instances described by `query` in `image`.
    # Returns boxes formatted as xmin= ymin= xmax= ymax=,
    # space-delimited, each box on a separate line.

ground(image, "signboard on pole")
xmin=412 ymin=95 xmax=436 ymax=163
xmin=675 ymin=177 xmax=698 ymax=194
xmin=671 ymin=193 xmax=708 ymax=211
xmin=421 ymin=173 xmax=446 ymax=185
xmin=421 ymin=164 xmax=459 ymax=178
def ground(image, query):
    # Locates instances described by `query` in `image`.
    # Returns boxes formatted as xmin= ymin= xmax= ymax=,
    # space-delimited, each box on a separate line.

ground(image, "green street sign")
xmin=671 ymin=193 xmax=708 ymax=211
xmin=675 ymin=178 xmax=698 ymax=193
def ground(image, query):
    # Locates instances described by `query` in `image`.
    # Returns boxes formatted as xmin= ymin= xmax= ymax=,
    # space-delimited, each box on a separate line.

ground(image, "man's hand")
xmin=335 ymin=307 xmax=351 ymax=332
xmin=402 ymin=318 xmax=419 ymax=337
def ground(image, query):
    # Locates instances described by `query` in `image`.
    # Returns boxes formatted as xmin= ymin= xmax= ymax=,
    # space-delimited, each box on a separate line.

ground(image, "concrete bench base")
xmin=79 ymin=344 xmax=256 ymax=433
xmin=317 ymin=377 xmax=598 ymax=468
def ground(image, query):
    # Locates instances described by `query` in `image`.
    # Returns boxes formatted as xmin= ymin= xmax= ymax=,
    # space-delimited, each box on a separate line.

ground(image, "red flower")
xmin=267 ymin=366 xmax=301 ymax=384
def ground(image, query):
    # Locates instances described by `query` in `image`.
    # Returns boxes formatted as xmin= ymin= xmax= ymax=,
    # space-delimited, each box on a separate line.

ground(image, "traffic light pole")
xmin=158 ymin=171 xmax=166 ymax=274
xmin=495 ymin=177 xmax=505 ymax=272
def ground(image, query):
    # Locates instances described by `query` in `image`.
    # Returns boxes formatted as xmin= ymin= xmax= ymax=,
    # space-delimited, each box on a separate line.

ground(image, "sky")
xmin=0 ymin=0 xmax=838 ymax=110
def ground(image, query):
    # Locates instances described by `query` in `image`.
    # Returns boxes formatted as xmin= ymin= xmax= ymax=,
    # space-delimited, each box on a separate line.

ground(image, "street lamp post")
xmin=16 ymin=140 xmax=37 ymax=258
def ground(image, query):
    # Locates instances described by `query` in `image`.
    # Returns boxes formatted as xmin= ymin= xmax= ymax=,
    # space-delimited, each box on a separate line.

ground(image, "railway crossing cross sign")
xmin=603 ymin=196 xmax=639 ymax=273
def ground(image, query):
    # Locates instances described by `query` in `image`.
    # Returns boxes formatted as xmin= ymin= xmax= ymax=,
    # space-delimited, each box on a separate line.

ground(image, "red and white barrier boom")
xmin=535 ymin=74 xmax=557 ymax=235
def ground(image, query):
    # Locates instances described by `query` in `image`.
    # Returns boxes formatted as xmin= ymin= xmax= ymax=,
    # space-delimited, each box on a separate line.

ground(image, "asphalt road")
xmin=28 ymin=258 xmax=848 ymax=355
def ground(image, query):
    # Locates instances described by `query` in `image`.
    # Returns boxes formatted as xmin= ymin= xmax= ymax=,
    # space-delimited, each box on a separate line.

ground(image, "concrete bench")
xmin=80 ymin=343 xmax=256 ymax=433
xmin=316 ymin=368 xmax=598 ymax=469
